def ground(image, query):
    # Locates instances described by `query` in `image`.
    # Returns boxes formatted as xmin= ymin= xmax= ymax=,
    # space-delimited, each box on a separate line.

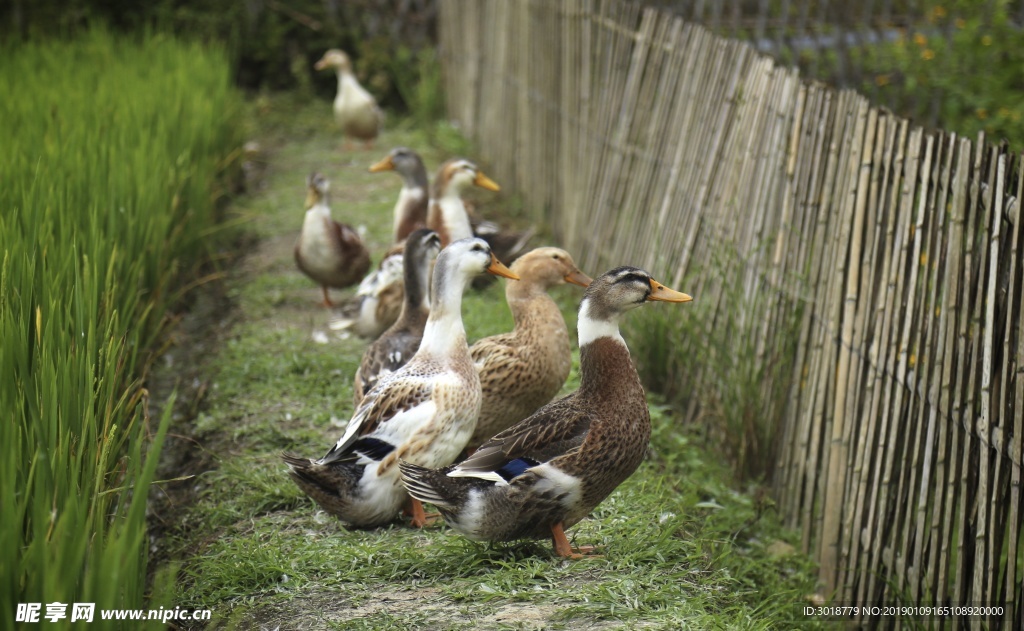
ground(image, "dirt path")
xmin=148 ymin=95 xmax=823 ymax=631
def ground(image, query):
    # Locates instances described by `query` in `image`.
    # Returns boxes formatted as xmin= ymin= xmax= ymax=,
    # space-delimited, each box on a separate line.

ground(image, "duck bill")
xmin=369 ymin=155 xmax=395 ymax=173
xmin=473 ymin=171 xmax=501 ymax=192
xmin=564 ymin=269 xmax=592 ymax=288
xmin=304 ymin=189 xmax=319 ymax=209
xmin=314 ymin=57 xmax=328 ymax=71
xmin=486 ymin=253 xmax=519 ymax=280
xmin=647 ymin=278 xmax=692 ymax=303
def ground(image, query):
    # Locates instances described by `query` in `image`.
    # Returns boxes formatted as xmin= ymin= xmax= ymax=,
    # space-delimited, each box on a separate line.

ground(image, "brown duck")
xmin=294 ymin=173 xmax=371 ymax=306
xmin=400 ymin=267 xmax=691 ymax=556
xmin=467 ymin=247 xmax=591 ymax=450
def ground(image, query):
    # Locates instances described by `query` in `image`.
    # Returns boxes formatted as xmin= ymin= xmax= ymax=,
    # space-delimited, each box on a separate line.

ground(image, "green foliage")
xmin=627 ymin=253 xmax=804 ymax=482
xmin=4 ymin=0 xmax=442 ymax=119
xmin=849 ymin=0 xmax=1024 ymax=145
xmin=0 ymin=28 xmax=241 ymax=627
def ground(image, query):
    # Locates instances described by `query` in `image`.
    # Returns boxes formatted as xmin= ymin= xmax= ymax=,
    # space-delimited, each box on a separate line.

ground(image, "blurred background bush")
xmin=4 ymin=0 xmax=441 ymax=117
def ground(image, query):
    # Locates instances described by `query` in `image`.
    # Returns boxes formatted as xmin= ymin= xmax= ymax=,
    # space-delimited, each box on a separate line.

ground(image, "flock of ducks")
xmin=284 ymin=50 xmax=693 ymax=558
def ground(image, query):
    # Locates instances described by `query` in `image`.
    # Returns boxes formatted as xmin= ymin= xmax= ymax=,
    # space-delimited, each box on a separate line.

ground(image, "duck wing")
xmin=451 ymin=393 xmax=590 ymax=478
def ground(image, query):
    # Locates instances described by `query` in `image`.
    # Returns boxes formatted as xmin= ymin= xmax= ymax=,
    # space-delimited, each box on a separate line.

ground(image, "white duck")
xmin=314 ymin=49 xmax=383 ymax=149
xmin=284 ymin=238 xmax=519 ymax=528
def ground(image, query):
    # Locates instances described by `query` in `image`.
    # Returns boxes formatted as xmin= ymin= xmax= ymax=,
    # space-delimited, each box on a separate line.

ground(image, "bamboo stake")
xmin=819 ymin=95 xmax=871 ymax=593
xmin=1004 ymin=152 xmax=1024 ymax=631
xmin=934 ymin=136 xmax=970 ymax=610
xmin=862 ymin=125 xmax=924 ymax=607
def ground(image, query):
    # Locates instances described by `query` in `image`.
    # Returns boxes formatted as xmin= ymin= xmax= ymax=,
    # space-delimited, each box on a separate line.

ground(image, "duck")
xmin=294 ymin=173 xmax=371 ymax=307
xmin=466 ymin=247 xmax=591 ymax=451
xmin=353 ymin=229 xmax=441 ymax=405
xmin=284 ymin=238 xmax=520 ymax=529
xmin=328 ymin=244 xmax=404 ymax=339
xmin=428 ymin=159 xmax=500 ymax=247
xmin=314 ymin=49 xmax=383 ymax=149
xmin=328 ymin=157 xmax=510 ymax=338
xmin=369 ymin=147 xmax=430 ymax=243
xmin=399 ymin=267 xmax=692 ymax=556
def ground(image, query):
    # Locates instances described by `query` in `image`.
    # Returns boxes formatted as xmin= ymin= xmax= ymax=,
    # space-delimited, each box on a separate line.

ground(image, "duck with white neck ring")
xmin=399 ymin=266 xmax=692 ymax=557
xmin=284 ymin=238 xmax=519 ymax=529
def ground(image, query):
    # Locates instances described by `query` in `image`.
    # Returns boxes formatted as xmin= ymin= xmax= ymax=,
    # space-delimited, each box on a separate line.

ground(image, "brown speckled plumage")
xmin=353 ymin=230 xmax=440 ymax=404
xmin=468 ymin=247 xmax=590 ymax=448
xmin=284 ymin=238 xmax=519 ymax=528
xmin=400 ymin=266 xmax=692 ymax=550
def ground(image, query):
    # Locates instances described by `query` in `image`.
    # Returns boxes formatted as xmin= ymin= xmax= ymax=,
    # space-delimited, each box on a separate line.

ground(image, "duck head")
xmin=433 ymin=159 xmax=500 ymax=199
xmin=314 ymin=49 xmax=352 ymax=73
xmin=577 ymin=266 xmax=692 ymax=346
xmin=510 ymin=247 xmax=592 ymax=290
xmin=305 ymin=172 xmax=329 ymax=209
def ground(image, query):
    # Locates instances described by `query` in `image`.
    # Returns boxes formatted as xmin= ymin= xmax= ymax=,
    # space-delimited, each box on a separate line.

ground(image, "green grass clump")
xmin=0 ymin=29 xmax=242 ymax=626
xmin=627 ymin=252 xmax=804 ymax=482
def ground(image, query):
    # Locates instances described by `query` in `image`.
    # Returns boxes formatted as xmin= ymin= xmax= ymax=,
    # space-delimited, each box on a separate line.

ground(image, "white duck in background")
xmin=315 ymin=49 xmax=383 ymax=149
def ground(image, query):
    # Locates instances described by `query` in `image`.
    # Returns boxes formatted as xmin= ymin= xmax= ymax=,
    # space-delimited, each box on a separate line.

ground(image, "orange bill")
xmin=564 ymin=269 xmax=592 ymax=287
xmin=486 ymin=253 xmax=519 ymax=280
xmin=647 ymin=278 xmax=692 ymax=303
xmin=304 ymin=189 xmax=319 ymax=209
xmin=368 ymin=155 xmax=395 ymax=172
xmin=473 ymin=171 xmax=501 ymax=192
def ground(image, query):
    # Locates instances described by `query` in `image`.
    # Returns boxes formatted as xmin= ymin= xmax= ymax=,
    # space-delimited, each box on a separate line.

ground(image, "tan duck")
xmin=314 ymin=49 xmax=383 ymax=149
xmin=353 ymin=229 xmax=441 ymax=404
xmin=369 ymin=147 xmax=430 ymax=243
xmin=428 ymin=159 xmax=500 ymax=246
xmin=294 ymin=173 xmax=371 ymax=306
xmin=400 ymin=267 xmax=692 ymax=556
xmin=467 ymin=247 xmax=591 ymax=450
xmin=328 ymin=244 xmax=404 ymax=339
xmin=284 ymin=238 xmax=519 ymax=529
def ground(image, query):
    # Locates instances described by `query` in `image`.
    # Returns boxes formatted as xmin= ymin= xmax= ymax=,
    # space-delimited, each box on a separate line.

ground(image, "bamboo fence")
xmin=438 ymin=0 xmax=1023 ymax=627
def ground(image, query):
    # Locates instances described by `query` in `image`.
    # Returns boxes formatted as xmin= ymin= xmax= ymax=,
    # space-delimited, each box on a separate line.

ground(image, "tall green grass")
xmin=627 ymin=251 xmax=805 ymax=482
xmin=0 ymin=29 xmax=241 ymax=627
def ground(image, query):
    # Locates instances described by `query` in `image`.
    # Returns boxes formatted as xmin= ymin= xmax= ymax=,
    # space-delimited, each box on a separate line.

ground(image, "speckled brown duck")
xmin=283 ymin=238 xmax=519 ymax=529
xmin=466 ymin=247 xmax=591 ymax=451
xmin=353 ymin=229 xmax=441 ymax=405
xmin=399 ymin=267 xmax=692 ymax=556
xmin=294 ymin=173 xmax=371 ymax=307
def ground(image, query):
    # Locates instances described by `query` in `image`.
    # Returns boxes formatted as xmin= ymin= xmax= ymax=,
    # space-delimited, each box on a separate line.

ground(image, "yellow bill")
xmin=564 ymin=269 xmax=592 ymax=287
xmin=369 ymin=155 xmax=395 ymax=173
xmin=474 ymin=171 xmax=501 ymax=192
xmin=647 ymin=278 xmax=692 ymax=303
xmin=486 ymin=253 xmax=519 ymax=280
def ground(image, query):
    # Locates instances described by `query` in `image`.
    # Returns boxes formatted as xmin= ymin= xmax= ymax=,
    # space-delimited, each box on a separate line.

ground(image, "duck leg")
xmin=321 ymin=286 xmax=334 ymax=307
xmin=550 ymin=522 xmax=601 ymax=559
xmin=405 ymin=497 xmax=439 ymax=528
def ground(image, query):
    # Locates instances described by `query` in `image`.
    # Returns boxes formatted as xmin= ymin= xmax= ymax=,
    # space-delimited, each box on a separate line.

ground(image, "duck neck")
xmin=576 ymin=302 xmax=641 ymax=397
xmin=506 ymin=281 xmax=561 ymax=333
xmin=401 ymin=253 xmax=432 ymax=321
xmin=418 ymin=260 xmax=468 ymax=357
xmin=434 ymin=193 xmax=473 ymax=244
xmin=337 ymin=70 xmax=356 ymax=95
xmin=394 ymin=178 xmax=428 ymax=242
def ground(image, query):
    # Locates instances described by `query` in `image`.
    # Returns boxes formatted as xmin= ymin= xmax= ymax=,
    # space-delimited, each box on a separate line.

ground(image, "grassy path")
xmin=152 ymin=95 xmax=825 ymax=630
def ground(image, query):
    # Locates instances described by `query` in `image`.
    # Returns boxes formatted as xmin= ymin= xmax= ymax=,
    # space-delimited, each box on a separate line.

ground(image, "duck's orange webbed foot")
xmin=550 ymin=522 xmax=603 ymax=559
xmin=405 ymin=497 xmax=440 ymax=528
